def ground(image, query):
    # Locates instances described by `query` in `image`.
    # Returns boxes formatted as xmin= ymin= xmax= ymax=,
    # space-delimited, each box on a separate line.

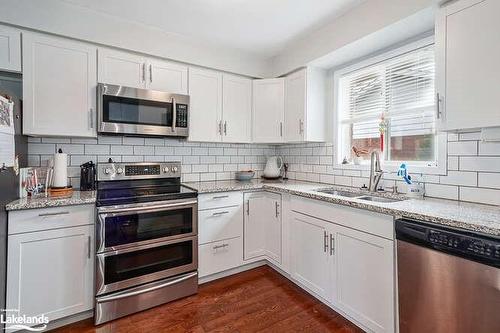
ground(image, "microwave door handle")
xmin=172 ymin=97 xmax=177 ymax=133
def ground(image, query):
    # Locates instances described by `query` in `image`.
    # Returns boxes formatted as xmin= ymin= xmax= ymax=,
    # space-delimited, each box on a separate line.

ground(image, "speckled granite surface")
xmin=185 ymin=179 xmax=500 ymax=236
xmin=5 ymin=191 xmax=96 ymax=211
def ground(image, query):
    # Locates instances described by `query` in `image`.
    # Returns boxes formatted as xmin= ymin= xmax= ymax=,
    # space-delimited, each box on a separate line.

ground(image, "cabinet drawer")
xmin=8 ymin=205 xmax=95 ymax=235
xmin=199 ymin=205 xmax=243 ymax=245
xmin=198 ymin=191 xmax=242 ymax=210
xmin=291 ymin=196 xmax=394 ymax=239
xmin=198 ymin=237 xmax=243 ymax=278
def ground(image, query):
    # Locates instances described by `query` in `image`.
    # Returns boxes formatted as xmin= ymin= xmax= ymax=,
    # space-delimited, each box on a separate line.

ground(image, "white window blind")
xmin=340 ymin=45 xmax=435 ymax=139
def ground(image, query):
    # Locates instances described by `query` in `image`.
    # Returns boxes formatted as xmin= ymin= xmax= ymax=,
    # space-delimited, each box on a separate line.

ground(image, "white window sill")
xmin=335 ymin=161 xmax=447 ymax=176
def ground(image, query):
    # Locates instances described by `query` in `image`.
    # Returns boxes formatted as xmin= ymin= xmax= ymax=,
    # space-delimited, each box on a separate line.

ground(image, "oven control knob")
xmin=172 ymin=166 xmax=178 ymax=173
xmin=104 ymin=167 xmax=112 ymax=175
xmin=116 ymin=167 xmax=123 ymax=174
xmin=163 ymin=166 xmax=170 ymax=173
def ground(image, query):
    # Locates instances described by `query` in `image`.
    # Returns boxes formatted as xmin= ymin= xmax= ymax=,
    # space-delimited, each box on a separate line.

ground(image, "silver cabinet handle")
xmin=97 ymin=272 xmax=197 ymax=303
xmin=212 ymin=211 xmax=229 ymax=216
xmin=323 ymin=231 xmax=328 ymax=253
xmin=246 ymin=199 xmax=250 ymax=215
xmin=142 ymin=63 xmax=146 ymax=83
xmin=212 ymin=195 xmax=229 ymax=199
xmin=218 ymin=120 xmax=223 ymax=135
xmin=172 ymin=97 xmax=177 ymax=132
xmin=87 ymin=236 xmax=91 ymax=259
xmin=280 ymin=122 xmax=283 ymax=137
xmin=330 ymin=234 xmax=335 ymax=256
xmin=213 ymin=243 xmax=229 ymax=250
xmin=224 ymin=121 xmax=227 ymax=136
xmin=275 ymin=201 xmax=279 ymax=218
xmin=38 ymin=211 xmax=70 ymax=217
xmin=299 ymin=119 xmax=304 ymax=134
xmin=436 ymin=93 xmax=443 ymax=119
xmin=89 ymin=108 xmax=94 ymax=129
xmin=149 ymin=64 xmax=152 ymax=83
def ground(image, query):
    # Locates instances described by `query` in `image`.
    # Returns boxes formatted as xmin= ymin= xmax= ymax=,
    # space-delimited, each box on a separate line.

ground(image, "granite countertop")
xmin=184 ymin=179 xmax=500 ymax=236
xmin=5 ymin=190 xmax=96 ymax=211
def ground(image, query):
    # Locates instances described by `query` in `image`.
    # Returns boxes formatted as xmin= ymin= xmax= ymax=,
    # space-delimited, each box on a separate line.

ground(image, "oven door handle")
xmin=98 ymin=200 xmax=197 ymax=214
xmin=96 ymin=271 xmax=198 ymax=303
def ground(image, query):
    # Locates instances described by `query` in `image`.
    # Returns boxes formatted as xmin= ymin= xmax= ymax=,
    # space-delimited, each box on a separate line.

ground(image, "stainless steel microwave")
xmin=97 ymin=83 xmax=189 ymax=137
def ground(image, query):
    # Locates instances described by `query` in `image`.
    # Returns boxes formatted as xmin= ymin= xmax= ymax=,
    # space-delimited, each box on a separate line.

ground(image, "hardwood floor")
xmin=52 ymin=266 xmax=363 ymax=333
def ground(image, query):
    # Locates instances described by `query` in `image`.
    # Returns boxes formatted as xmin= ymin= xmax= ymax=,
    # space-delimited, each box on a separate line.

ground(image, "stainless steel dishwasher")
xmin=396 ymin=218 xmax=500 ymax=333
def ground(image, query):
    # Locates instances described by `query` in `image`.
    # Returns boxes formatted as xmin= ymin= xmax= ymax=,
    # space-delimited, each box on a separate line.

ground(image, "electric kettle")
xmin=263 ymin=156 xmax=283 ymax=178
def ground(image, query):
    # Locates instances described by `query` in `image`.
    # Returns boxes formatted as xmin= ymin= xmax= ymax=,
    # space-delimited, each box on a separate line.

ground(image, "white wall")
xmin=0 ymin=0 xmax=271 ymax=78
xmin=270 ymin=0 xmax=435 ymax=76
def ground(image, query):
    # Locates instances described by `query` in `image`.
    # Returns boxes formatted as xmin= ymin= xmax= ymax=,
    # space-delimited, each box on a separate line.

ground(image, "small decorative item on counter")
xmin=342 ymin=157 xmax=349 ymax=164
xmin=235 ymin=170 xmax=255 ymax=181
xmin=379 ymin=115 xmax=388 ymax=152
xmin=282 ymin=163 xmax=289 ymax=180
xmin=352 ymin=146 xmax=368 ymax=165
xmin=397 ymin=163 xmax=424 ymax=199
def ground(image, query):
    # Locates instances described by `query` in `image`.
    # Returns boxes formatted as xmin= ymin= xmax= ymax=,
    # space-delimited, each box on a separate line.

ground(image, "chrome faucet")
xmin=368 ymin=151 xmax=383 ymax=192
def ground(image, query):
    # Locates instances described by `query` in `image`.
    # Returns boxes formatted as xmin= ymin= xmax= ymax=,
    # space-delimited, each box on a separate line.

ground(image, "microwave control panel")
xmin=176 ymin=104 xmax=188 ymax=128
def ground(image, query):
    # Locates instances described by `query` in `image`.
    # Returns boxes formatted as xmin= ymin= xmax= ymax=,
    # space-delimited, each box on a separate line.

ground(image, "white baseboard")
xmin=198 ymin=260 xmax=267 ymax=284
xmin=44 ymin=310 xmax=93 ymax=331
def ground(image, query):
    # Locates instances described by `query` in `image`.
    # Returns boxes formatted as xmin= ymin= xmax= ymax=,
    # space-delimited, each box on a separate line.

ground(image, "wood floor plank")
xmin=51 ymin=267 xmax=363 ymax=333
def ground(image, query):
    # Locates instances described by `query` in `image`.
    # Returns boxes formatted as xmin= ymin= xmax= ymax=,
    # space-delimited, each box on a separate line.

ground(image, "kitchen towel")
xmin=52 ymin=149 xmax=68 ymax=188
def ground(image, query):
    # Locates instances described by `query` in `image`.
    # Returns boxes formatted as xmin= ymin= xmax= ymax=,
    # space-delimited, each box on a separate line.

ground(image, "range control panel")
xmin=97 ymin=162 xmax=181 ymax=181
xmin=428 ymin=230 xmax=500 ymax=260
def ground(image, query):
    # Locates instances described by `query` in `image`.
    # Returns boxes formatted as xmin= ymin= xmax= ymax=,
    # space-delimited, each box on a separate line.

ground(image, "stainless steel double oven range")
xmin=95 ymin=161 xmax=198 ymax=325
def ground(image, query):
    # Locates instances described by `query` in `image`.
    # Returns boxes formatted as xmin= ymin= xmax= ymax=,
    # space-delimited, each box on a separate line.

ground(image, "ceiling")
xmin=61 ymin=0 xmax=366 ymax=58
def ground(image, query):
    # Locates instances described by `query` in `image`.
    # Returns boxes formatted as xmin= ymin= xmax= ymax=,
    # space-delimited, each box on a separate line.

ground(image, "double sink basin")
xmin=314 ymin=188 xmax=405 ymax=204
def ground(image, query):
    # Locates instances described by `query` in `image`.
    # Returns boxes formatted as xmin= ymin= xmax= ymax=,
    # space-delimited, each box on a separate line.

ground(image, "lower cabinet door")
xmin=289 ymin=212 xmax=331 ymax=300
xmin=198 ymin=237 xmax=243 ymax=278
xmin=6 ymin=225 xmax=94 ymax=328
xmin=332 ymin=224 xmax=395 ymax=333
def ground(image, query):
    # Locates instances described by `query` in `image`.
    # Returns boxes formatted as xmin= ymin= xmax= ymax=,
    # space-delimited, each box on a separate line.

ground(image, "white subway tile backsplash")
xmin=133 ymin=146 xmax=154 ymax=155
xmin=478 ymin=172 xmax=500 ymax=189
xmin=155 ymin=146 xmax=174 ymax=155
xmin=98 ymin=136 xmax=122 ymax=144
xmin=58 ymin=144 xmax=85 ymax=154
xmin=460 ymin=187 xmax=500 ymax=205
xmin=85 ymin=144 xmax=110 ymax=155
xmin=479 ymin=142 xmax=500 ymax=156
xmin=425 ymin=184 xmax=459 ymax=200
xmin=460 ymin=156 xmax=500 ymax=172
xmin=459 ymin=132 xmax=481 ymax=141
xmin=111 ymin=145 xmax=134 ymax=155
xmin=174 ymin=147 xmax=192 ymax=155
xmin=144 ymin=138 xmax=164 ymax=146
xmin=28 ymin=143 xmax=56 ymax=154
xmin=123 ymin=137 xmax=145 ymax=145
xmin=440 ymin=171 xmax=477 ymax=186
xmin=448 ymin=141 xmax=477 ymax=156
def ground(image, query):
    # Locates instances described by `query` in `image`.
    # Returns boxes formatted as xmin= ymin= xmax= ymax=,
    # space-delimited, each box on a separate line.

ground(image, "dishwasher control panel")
xmin=428 ymin=230 xmax=500 ymax=260
xmin=396 ymin=218 xmax=500 ymax=269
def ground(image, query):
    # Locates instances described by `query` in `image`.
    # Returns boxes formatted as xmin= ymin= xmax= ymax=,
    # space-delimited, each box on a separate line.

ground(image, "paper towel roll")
xmin=52 ymin=151 xmax=68 ymax=188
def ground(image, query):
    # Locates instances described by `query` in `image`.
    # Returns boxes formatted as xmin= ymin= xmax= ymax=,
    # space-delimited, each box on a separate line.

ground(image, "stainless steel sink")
xmin=314 ymin=189 xmax=362 ymax=198
xmin=357 ymin=196 xmax=403 ymax=203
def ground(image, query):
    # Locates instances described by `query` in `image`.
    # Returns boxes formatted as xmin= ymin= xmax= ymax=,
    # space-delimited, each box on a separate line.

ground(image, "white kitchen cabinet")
xmin=284 ymin=68 xmax=326 ymax=142
xmin=243 ymin=191 xmax=282 ymax=264
xmin=289 ymin=212 xmax=332 ymax=300
xmin=199 ymin=237 xmax=243 ymax=278
xmin=222 ymin=74 xmax=252 ymax=143
xmin=436 ymin=0 xmax=500 ymax=131
xmin=0 ymin=25 xmax=21 ymax=72
xmin=332 ymin=224 xmax=395 ymax=333
xmin=98 ymin=48 xmax=145 ymax=88
xmin=6 ymin=224 xmax=94 ymax=330
xmin=252 ymin=78 xmax=285 ymax=143
xmin=146 ymin=58 xmax=188 ymax=94
xmin=98 ymin=48 xmax=188 ymax=93
xmin=23 ymin=32 xmax=97 ymax=137
xmin=188 ymin=67 xmax=223 ymax=142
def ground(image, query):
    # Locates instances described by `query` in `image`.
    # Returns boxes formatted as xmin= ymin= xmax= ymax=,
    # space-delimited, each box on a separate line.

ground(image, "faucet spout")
xmin=368 ymin=151 xmax=383 ymax=192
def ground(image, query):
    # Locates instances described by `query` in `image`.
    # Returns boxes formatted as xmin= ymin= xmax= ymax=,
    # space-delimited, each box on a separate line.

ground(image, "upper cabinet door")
xmin=188 ymin=67 xmax=222 ymax=142
xmin=285 ymin=69 xmax=307 ymax=142
xmin=98 ymin=48 xmax=145 ymax=88
xmin=284 ymin=67 xmax=326 ymax=142
xmin=23 ymin=33 xmax=97 ymax=137
xmin=0 ymin=25 xmax=21 ymax=72
xmin=222 ymin=74 xmax=252 ymax=143
xmin=252 ymin=78 xmax=285 ymax=143
xmin=436 ymin=0 xmax=500 ymax=131
xmin=146 ymin=58 xmax=188 ymax=94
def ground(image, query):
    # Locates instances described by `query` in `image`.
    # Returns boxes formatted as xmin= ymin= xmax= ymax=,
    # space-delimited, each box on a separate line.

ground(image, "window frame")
xmin=332 ymin=36 xmax=447 ymax=175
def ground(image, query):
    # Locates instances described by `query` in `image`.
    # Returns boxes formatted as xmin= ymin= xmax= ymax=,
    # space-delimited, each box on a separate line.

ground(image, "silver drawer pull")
xmin=213 ymin=243 xmax=229 ymax=250
xmin=212 ymin=195 xmax=229 ymax=199
xmin=97 ymin=272 xmax=197 ymax=303
xmin=38 ymin=211 xmax=70 ymax=217
xmin=212 ymin=211 xmax=229 ymax=216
